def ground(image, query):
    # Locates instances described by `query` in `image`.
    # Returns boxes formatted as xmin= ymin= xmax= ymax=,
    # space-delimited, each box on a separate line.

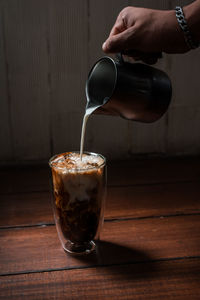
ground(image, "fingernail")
xmin=102 ymin=42 xmax=106 ymax=50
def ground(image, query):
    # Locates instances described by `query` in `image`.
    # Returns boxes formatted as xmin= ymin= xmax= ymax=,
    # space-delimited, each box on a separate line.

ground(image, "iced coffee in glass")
xmin=49 ymin=152 xmax=106 ymax=255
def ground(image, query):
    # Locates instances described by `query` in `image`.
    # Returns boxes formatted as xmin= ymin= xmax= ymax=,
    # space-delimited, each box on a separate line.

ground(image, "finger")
xmin=109 ymin=14 xmax=126 ymax=37
xmin=142 ymin=56 xmax=158 ymax=65
xmin=138 ymin=52 xmax=162 ymax=64
xmin=122 ymin=49 xmax=142 ymax=58
xmin=102 ymin=29 xmax=131 ymax=53
xmin=122 ymin=50 xmax=162 ymax=64
xmin=123 ymin=50 xmax=162 ymax=59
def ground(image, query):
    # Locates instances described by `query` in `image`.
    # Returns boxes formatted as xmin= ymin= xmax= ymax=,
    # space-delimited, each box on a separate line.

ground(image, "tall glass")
xmin=49 ymin=152 xmax=106 ymax=255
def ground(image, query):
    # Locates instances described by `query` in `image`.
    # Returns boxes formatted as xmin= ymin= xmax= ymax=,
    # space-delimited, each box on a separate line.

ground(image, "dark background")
xmin=0 ymin=0 xmax=199 ymax=165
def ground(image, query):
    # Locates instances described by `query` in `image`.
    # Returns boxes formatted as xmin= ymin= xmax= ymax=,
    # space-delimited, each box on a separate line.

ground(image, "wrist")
xmin=183 ymin=1 xmax=200 ymax=43
xmin=160 ymin=9 xmax=189 ymax=53
xmin=175 ymin=6 xmax=199 ymax=49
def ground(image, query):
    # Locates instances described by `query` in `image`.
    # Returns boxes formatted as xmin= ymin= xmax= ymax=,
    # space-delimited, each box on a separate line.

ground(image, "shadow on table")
xmin=75 ymin=240 xmax=159 ymax=281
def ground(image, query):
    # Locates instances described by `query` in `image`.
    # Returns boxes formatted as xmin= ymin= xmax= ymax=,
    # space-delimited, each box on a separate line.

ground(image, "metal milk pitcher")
xmin=86 ymin=54 xmax=172 ymax=123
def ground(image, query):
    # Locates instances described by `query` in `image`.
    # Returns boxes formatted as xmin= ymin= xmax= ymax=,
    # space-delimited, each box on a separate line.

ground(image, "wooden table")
xmin=1 ymin=157 xmax=200 ymax=299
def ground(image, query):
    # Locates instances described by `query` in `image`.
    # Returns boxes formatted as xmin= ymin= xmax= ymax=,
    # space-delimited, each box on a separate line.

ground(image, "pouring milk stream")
xmin=80 ymin=103 xmax=100 ymax=160
xmin=80 ymin=55 xmax=172 ymax=160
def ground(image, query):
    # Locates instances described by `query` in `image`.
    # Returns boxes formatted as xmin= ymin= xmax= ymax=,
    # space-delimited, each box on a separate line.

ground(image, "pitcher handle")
xmin=116 ymin=50 xmax=162 ymax=65
xmin=115 ymin=53 xmax=125 ymax=65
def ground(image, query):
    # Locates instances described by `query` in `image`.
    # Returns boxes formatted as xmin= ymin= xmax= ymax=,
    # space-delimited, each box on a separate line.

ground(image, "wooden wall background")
xmin=0 ymin=0 xmax=199 ymax=164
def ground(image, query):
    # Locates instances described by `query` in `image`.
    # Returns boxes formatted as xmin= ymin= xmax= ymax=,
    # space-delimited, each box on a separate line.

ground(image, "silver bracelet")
xmin=175 ymin=6 xmax=199 ymax=49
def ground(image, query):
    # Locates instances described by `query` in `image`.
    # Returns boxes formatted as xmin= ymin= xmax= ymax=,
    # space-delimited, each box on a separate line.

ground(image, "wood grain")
xmin=0 ymin=215 xmax=200 ymax=275
xmin=0 ymin=191 xmax=53 ymax=228
xmin=48 ymin=0 xmax=88 ymax=154
xmin=0 ymin=2 xmax=13 ymax=161
xmin=169 ymin=49 xmax=200 ymax=107
xmin=89 ymin=0 xmax=128 ymax=65
xmin=107 ymin=157 xmax=200 ymax=186
xmin=1 ymin=258 xmax=200 ymax=300
xmin=105 ymin=181 xmax=200 ymax=220
xmin=1 ymin=181 xmax=200 ymax=228
xmin=0 ymin=165 xmax=50 ymax=194
xmin=1 ymin=157 xmax=200 ymax=194
xmin=0 ymin=0 xmax=200 ymax=163
xmin=86 ymin=0 xmax=130 ymax=159
xmin=167 ymin=106 xmax=200 ymax=155
xmin=128 ymin=0 xmax=170 ymax=9
xmin=1 ymin=157 xmax=200 ymax=299
xmin=3 ymin=0 xmax=51 ymax=160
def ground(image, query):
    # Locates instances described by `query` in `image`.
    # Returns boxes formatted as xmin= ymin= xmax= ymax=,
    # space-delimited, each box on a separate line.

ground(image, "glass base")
xmin=63 ymin=240 xmax=96 ymax=255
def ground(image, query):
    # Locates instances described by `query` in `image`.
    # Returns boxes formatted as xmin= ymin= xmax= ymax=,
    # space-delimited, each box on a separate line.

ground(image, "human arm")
xmin=102 ymin=1 xmax=200 ymax=62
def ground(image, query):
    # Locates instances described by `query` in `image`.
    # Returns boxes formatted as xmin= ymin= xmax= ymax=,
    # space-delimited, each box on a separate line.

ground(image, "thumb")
xmin=102 ymin=30 xmax=130 ymax=53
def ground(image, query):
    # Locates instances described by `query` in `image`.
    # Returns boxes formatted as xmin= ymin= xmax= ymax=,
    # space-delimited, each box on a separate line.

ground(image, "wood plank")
xmin=3 ymin=0 xmax=51 ymax=161
xmin=0 ymin=2 xmax=13 ymax=161
xmin=1 ymin=258 xmax=200 ymax=299
xmin=107 ymin=157 xmax=200 ymax=186
xmin=127 ymin=1 xmax=200 ymax=158
xmin=105 ymin=181 xmax=200 ymax=220
xmin=0 ymin=215 xmax=200 ymax=275
xmin=170 ymin=0 xmax=195 ymax=8
xmin=128 ymin=0 xmax=170 ymax=9
xmin=125 ymin=118 xmax=167 ymax=155
xmin=48 ymin=0 xmax=88 ymax=154
xmin=87 ymin=1 xmax=170 ymax=159
xmin=1 ymin=157 xmax=200 ymax=194
xmin=167 ymin=106 xmax=200 ymax=155
xmin=89 ymin=0 xmax=128 ymax=66
xmin=1 ymin=181 xmax=200 ymax=227
xmin=167 ymin=3 xmax=200 ymax=157
xmin=0 ymin=191 xmax=53 ymax=228
xmin=168 ymin=50 xmax=200 ymax=107
xmin=87 ymin=0 xmax=131 ymax=160
xmin=112 ymin=1 xmax=170 ymax=157
xmin=0 ymin=165 xmax=50 ymax=194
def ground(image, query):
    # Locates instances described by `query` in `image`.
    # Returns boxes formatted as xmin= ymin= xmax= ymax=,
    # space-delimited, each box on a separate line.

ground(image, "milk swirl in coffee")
xmin=50 ymin=151 xmax=106 ymax=252
xmin=49 ymin=98 xmax=106 ymax=253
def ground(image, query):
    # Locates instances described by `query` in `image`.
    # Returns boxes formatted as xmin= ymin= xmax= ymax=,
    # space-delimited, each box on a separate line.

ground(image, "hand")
xmin=102 ymin=6 xmax=189 ymax=62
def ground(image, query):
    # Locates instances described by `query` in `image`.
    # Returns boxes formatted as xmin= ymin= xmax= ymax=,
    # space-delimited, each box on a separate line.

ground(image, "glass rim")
xmin=49 ymin=151 xmax=106 ymax=171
